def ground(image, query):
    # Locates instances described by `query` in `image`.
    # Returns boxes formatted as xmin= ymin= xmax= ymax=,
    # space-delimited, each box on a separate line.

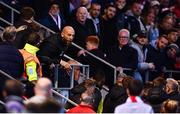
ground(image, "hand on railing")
xmin=148 ymin=63 xmax=155 ymax=70
xmin=77 ymin=49 xmax=86 ymax=57
xmin=116 ymin=66 xmax=123 ymax=74
xmin=16 ymin=25 xmax=27 ymax=32
xmin=60 ymin=60 xmax=72 ymax=70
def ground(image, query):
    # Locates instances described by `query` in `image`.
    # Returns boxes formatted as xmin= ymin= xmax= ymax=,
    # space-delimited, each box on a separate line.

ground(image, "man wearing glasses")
xmin=106 ymin=29 xmax=138 ymax=87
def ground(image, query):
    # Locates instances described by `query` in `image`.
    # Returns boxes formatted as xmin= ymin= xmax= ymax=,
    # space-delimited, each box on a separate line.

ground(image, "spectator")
xmin=131 ymin=31 xmax=155 ymax=82
xmin=167 ymin=28 xmax=179 ymax=44
xmin=100 ymin=3 xmax=118 ymax=52
xmin=114 ymin=79 xmax=154 ymax=113
xmin=107 ymin=29 xmax=138 ymax=86
xmin=39 ymin=3 xmax=65 ymax=32
xmin=26 ymin=98 xmax=62 ymax=113
xmin=14 ymin=6 xmax=40 ymax=49
xmin=25 ymin=77 xmax=53 ymax=106
xmin=37 ymin=26 xmax=75 ymax=81
xmin=165 ymin=43 xmax=179 ymax=70
xmin=3 ymin=80 xmax=25 ymax=113
xmin=88 ymin=3 xmax=101 ymax=37
xmin=69 ymin=6 xmax=96 ymax=49
xmin=160 ymin=99 xmax=179 ymax=113
xmin=77 ymin=35 xmax=106 ymax=78
xmin=164 ymin=78 xmax=180 ymax=101
xmin=144 ymin=11 xmax=159 ymax=42
xmin=114 ymin=0 xmax=128 ymax=31
xmin=125 ymin=1 xmax=146 ymax=37
xmin=0 ymin=26 xmax=24 ymax=100
xmin=158 ymin=15 xmax=176 ymax=35
xmin=146 ymin=35 xmax=169 ymax=80
xmin=67 ymin=91 xmax=96 ymax=113
xmin=103 ymin=73 xmax=128 ymax=113
xmin=19 ymin=33 xmax=42 ymax=84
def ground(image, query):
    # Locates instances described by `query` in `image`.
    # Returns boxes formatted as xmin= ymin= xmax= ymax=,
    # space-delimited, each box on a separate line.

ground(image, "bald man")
xmin=37 ymin=26 xmax=75 ymax=81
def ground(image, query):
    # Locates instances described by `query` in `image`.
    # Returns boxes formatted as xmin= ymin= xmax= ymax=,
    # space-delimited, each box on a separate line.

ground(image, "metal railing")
xmin=0 ymin=1 xmax=118 ymax=83
xmin=0 ymin=69 xmax=78 ymax=106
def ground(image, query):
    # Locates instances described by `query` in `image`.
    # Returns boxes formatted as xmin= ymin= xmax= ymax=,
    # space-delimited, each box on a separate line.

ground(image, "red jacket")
xmin=67 ymin=105 xmax=96 ymax=113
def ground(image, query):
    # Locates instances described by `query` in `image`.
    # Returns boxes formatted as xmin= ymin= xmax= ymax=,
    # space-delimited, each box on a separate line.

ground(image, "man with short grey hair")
xmin=106 ymin=29 xmax=138 ymax=87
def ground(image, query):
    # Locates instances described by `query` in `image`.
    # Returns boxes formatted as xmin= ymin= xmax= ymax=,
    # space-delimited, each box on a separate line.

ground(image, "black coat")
xmin=107 ymin=45 xmax=138 ymax=70
xmin=77 ymin=49 xmax=106 ymax=77
xmin=14 ymin=19 xmax=40 ymax=49
xmin=37 ymin=34 xmax=68 ymax=65
xmin=146 ymin=44 xmax=167 ymax=71
xmin=0 ymin=42 xmax=24 ymax=100
xmin=0 ymin=42 xmax=24 ymax=79
xmin=39 ymin=14 xmax=65 ymax=33
xmin=37 ymin=34 xmax=69 ymax=79
xmin=69 ymin=19 xmax=96 ymax=48
xmin=124 ymin=16 xmax=146 ymax=37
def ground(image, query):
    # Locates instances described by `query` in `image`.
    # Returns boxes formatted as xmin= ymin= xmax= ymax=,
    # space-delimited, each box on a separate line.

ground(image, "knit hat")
xmin=168 ymin=43 xmax=179 ymax=53
xmin=150 ymin=0 xmax=160 ymax=7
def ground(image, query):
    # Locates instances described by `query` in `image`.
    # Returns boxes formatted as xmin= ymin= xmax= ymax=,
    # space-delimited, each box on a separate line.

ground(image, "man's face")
xmin=157 ymin=37 xmax=168 ymax=49
xmin=137 ymin=37 xmax=148 ymax=45
xmin=90 ymin=4 xmax=101 ymax=18
xmin=146 ymin=12 xmax=155 ymax=25
xmin=105 ymin=6 xmax=116 ymax=19
xmin=162 ymin=18 xmax=174 ymax=30
xmin=118 ymin=31 xmax=129 ymax=47
xmin=62 ymin=29 xmax=75 ymax=45
xmin=49 ymin=4 xmax=59 ymax=16
xmin=168 ymin=32 xmax=179 ymax=43
xmin=115 ymin=0 xmax=126 ymax=10
xmin=86 ymin=41 xmax=94 ymax=51
xmin=132 ymin=3 xmax=142 ymax=17
xmin=76 ymin=7 xmax=88 ymax=23
xmin=167 ymin=47 xmax=177 ymax=59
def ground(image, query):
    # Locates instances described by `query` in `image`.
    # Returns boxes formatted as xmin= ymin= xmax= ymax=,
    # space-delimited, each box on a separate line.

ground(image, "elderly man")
xmin=107 ymin=29 xmax=138 ymax=86
xmin=37 ymin=26 xmax=75 ymax=81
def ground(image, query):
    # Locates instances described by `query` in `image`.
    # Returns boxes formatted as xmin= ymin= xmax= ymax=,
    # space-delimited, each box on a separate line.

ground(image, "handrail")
xmin=0 ymin=69 xmax=78 ymax=106
xmin=0 ymin=1 xmax=20 ymax=14
xmin=0 ymin=17 xmax=13 ymax=25
xmin=0 ymin=1 xmax=118 ymax=84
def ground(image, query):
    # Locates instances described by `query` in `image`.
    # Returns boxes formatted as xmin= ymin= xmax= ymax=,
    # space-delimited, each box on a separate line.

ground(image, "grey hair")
xmin=119 ymin=29 xmax=130 ymax=38
xmin=2 ymin=26 xmax=17 ymax=42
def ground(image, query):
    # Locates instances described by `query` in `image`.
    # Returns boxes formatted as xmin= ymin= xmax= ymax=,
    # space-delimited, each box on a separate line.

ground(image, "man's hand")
xmin=60 ymin=60 xmax=72 ymax=70
xmin=116 ymin=66 xmax=123 ymax=74
xmin=16 ymin=25 xmax=27 ymax=32
xmin=77 ymin=50 xmax=86 ymax=57
xmin=148 ymin=63 xmax=155 ymax=70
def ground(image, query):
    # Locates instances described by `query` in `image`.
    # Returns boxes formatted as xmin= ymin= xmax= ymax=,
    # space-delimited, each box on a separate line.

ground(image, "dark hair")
xmin=26 ymin=32 xmax=41 ymax=46
xmin=20 ymin=7 xmax=35 ymax=20
xmin=3 ymin=80 xmax=24 ymax=97
xmin=127 ymin=79 xmax=143 ymax=96
xmin=105 ymin=2 xmax=116 ymax=9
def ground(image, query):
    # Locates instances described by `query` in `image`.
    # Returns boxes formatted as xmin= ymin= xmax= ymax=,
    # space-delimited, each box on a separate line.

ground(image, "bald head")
xmin=61 ymin=26 xmax=75 ymax=45
xmin=35 ymin=78 xmax=52 ymax=97
xmin=76 ymin=7 xmax=88 ymax=24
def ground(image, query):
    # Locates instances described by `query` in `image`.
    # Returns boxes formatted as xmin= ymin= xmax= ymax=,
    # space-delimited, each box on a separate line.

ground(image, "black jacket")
xmin=37 ymin=34 xmax=69 ymax=65
xmin=107 ymin=45 xmax=138 ymax=70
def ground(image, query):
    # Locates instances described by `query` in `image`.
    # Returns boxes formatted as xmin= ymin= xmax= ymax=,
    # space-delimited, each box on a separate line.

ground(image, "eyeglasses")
xmin=119 ymin=36 xmax=129 ymax=39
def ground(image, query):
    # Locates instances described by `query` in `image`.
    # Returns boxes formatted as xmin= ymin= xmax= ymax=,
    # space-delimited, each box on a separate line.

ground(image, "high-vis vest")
xmin=19 ymin=49 xmax=42 ymax=81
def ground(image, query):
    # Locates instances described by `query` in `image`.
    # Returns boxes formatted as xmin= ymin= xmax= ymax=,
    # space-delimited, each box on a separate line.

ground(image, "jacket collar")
xmin=24 ymin=43 xmax=39 ymax=55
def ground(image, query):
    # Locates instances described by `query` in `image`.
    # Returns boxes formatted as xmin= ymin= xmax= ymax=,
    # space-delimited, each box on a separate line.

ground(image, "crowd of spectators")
xmin=0 ymin=0 xmax=180 ymax=113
